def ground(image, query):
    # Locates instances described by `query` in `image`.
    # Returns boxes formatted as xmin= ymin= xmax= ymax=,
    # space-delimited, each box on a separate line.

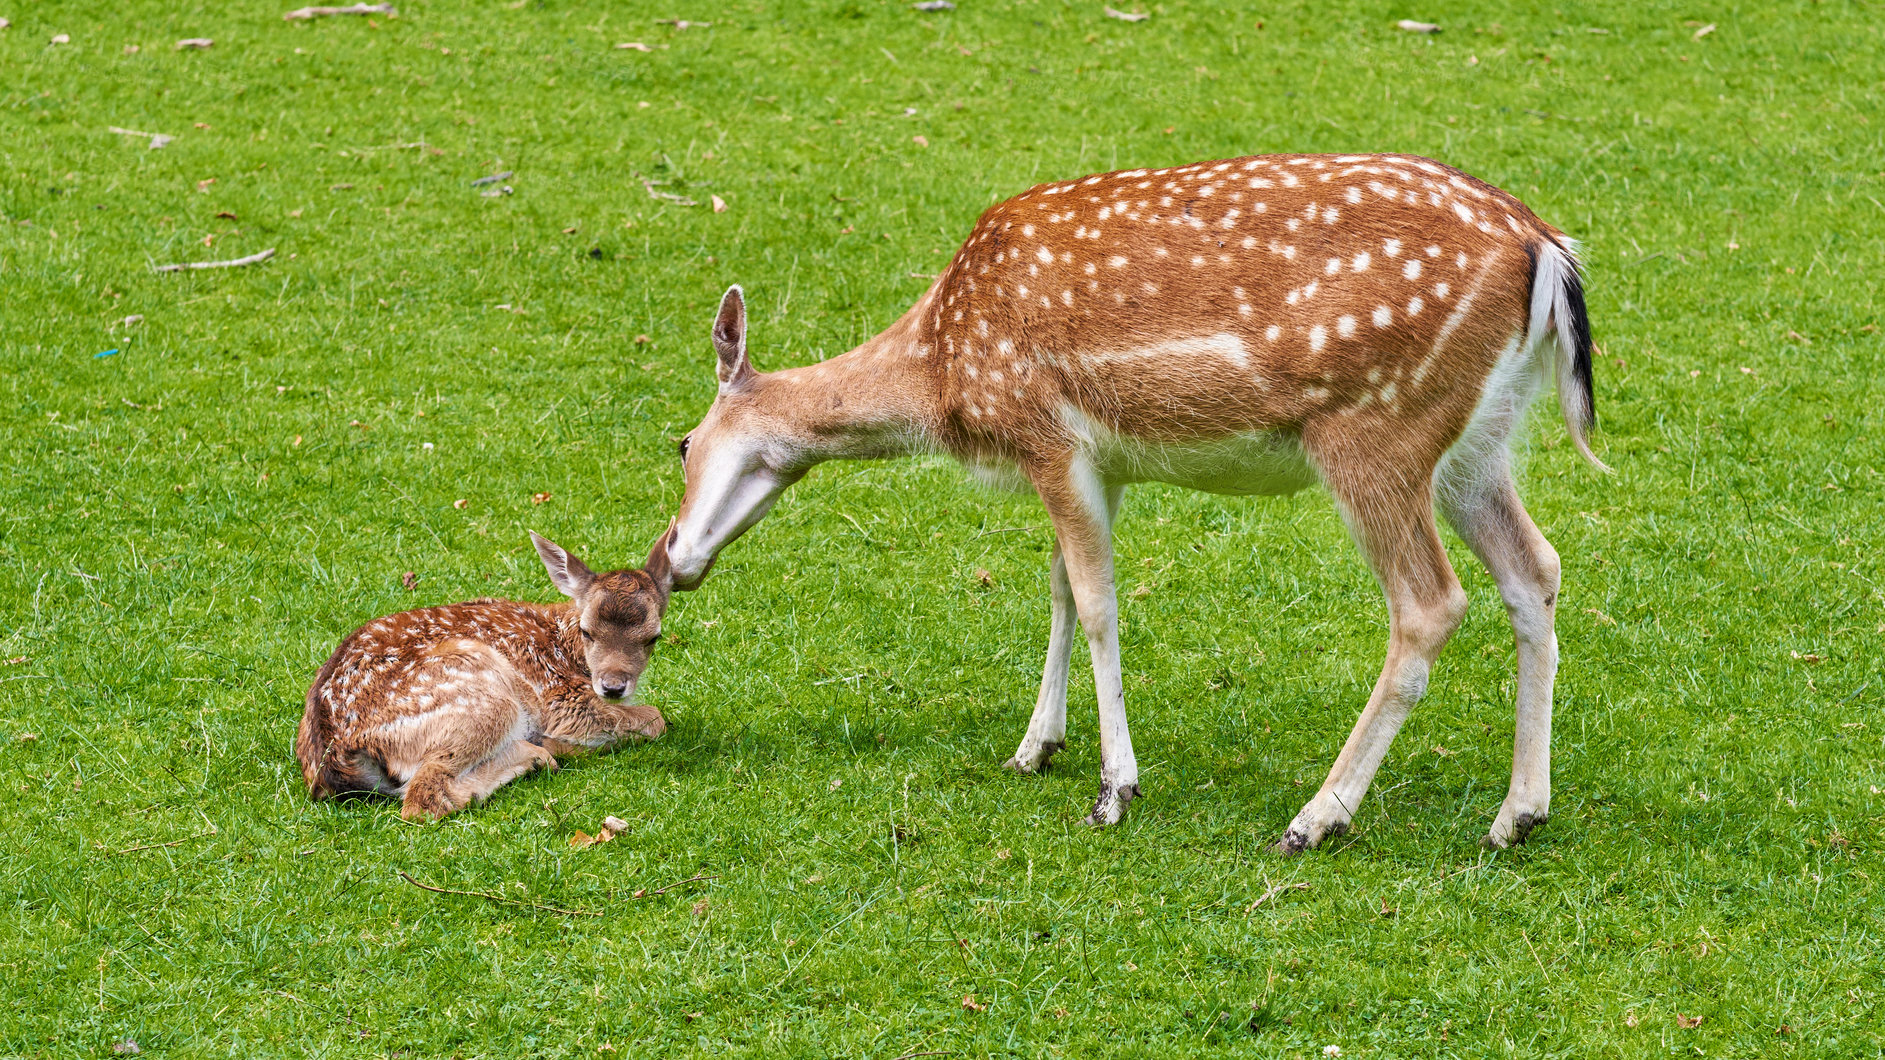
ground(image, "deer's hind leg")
xmin=1279 ymin=431 xmax=1469 ymax=853
xmin=386 ymin=641 xmax=546 ymax=821
xmin=1439 ymin=458 xmax=1561 ymax=848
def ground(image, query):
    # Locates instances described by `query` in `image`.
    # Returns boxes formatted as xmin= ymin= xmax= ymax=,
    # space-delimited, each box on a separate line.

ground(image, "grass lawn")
xmin=3 ymin=0 xmax=1881 ymax=1055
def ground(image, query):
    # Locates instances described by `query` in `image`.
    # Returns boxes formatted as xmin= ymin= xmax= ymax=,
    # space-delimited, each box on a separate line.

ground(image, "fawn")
xmin=296 ymin=532 xmax=673 ymax=820
xmin=661 ymin=153 xmax=1601 ymax=850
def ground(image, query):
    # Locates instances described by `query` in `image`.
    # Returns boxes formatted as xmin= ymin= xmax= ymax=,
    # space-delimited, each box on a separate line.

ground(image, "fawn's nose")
xmin=597 ymin=677 xmax=630 ymax=700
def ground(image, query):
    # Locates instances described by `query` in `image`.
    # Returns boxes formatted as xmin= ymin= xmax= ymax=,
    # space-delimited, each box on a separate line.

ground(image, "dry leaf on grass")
xmin=176 ymin=37 xmax=213 ymax=49
xmin=974 ymin=568 xmax=994 ymax=587
xmin=912 ymin=134 xmax=929 ymax=147
xmin=615 ymin=41 xmax=651 ymax=51
xmin=711 ymin=194 xmax=727 ymax=213
xmin=1397 ymin=19 xmax=1441 ymax=33
xmin=452 ymin=498 xmax=468 ymax=510
xmin=1692 ymin=23 xmax=1715 ymax=40
xmin=50 ymin=33 xmax=70 ymax=44
xmin=532 ymin=492 xmax=552 ymax=505
xmin=1104 ymin=7 xmax=1149 ymax=21
xmin=400 ymin=570 xmax=418 ymax=590
xmin=1677 ymin=1013 xmax=1704 ymax=1029
xmin=961 ymin=994 xmax=987 ymax=1012
xmin=111 ymin=1041 xmax=140 ymax=1056
xmin=691 ymin=896 xmax=710 ymax=917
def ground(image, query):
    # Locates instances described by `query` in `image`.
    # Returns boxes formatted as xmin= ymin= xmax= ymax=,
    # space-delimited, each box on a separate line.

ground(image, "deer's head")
xmin=531 ymin=532 xmax=671 ymax=699
xmin=665 ymin=286 xmax=815 ymax=590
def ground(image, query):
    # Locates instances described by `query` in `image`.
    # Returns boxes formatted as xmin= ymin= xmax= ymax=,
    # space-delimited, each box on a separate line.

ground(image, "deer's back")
xmin=298 ymin=599 xmax=567 ymax=795
xmin=914 ymin=153 xmax=1560 ymax=464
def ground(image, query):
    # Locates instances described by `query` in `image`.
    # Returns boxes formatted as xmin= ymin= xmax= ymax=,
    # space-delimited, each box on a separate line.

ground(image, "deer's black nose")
xmin=599 ymin=679 xmax=629 ymax=699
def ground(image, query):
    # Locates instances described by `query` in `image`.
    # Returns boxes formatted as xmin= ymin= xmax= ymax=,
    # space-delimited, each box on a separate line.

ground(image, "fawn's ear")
xmin=642 ymin=522 xmax=675 ymax=613
xmin=711 ymin=284 xmax=753 ymax=391
xmin=531 ymin=532 xmax=597 ymax=600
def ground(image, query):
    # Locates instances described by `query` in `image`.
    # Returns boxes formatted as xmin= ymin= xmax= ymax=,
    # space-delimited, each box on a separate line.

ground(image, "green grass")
xmin=3 ymin=0 xmax=1881 ymax=1055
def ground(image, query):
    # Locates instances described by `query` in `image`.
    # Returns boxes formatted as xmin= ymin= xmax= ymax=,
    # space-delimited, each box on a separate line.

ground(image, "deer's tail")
xmin=1528 ymin=235 xmax=1609 ymax=472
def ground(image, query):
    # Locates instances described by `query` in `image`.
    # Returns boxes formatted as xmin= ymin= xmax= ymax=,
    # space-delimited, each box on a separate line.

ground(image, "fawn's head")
xmin=666 ymin=285 xmax=815 ymax=589
xmin=530 ymin=532 xmax=673 ymax=700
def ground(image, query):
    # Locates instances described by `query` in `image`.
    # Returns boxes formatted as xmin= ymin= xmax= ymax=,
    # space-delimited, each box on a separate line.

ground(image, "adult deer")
xmin=663 ymin=153 xmax=1602 ymax=851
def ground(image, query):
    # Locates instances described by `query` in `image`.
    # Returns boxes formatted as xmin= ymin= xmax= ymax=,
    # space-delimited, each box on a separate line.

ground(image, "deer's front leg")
xmin=1034 ymin=465 xmax=1136 ymax=826
xmin=1004 ymin=546 xmax=1075 ymax=774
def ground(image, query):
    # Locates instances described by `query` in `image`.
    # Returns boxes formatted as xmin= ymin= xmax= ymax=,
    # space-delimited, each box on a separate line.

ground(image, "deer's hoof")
xmin=1082 ymin=781 xmax=1140 ymax=827
xmin=1484 ymin=810 xmax=1548 ymax=850
xmin=1003 ymin=739 xmax=1064 ymax=775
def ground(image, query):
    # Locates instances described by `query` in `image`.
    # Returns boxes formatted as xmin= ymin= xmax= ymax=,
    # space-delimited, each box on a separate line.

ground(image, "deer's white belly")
xmin=1064 ymin=406 xmax=1317 ymax=496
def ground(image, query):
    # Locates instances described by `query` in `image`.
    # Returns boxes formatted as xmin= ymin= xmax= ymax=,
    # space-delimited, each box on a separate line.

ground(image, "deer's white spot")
xmin=1345 ymin=186 xmax=1363 ymax=204
xmin=1286 ymin=289 xmax=1301 ymax=306
xmin=1304 ymin=280 xmax=1319 ymax=299
xmin=1457 ymin=252 xmax=1469 ymax=269
xmin=1434 ymin=282 xmax=1451 ymax=299
xmin=1337 ymin=315 xmax=1357 ymax=338
xmin=1242 ymin=236 xmax=1258 ymax=249
xmin=1403 ymin=259 xmax=1422 ymax=280
xmin=1017 ymin=284 xmax=1029 ymax=297
xmin=1265 ymin=324 xmax=1281 ymax=342
xmin=1061 ymin=289 xmax=1073 ymax=305
xmin=1286 ymin=218 xmax=1301 ymax=232
xmin=1083 ymin=262 xmax=1096 ymax=275
xmin=1308 ymin=325 xmax=1327 ymax=351
xmin=1109 ymin=255 xmax=1128 ymax=268
xmin=1407 ymin=296 xmax=1424 ymax=316
xmin=1022 ymin=224 xmax=1036 ymax=237
xmin=1380 ymin=382 xmax=1398 ymax=404
xmin=1383 ymin=238 xmax=1402 ymax=257
xmin=1452 ymin=201 xmax=1474 ymax=224
xmin=1373 ymin=305 xmax=1392 ymax=328
xmin=1192 ymin=255 xmax=1206 ymax=267
xmin=1238 ymin=303 xmax=1252 ymax=315
xmin=1426 ymin=244 xmax=1442 ymax=257
xmin=1154 ymin=247 xmax=1169 ymax=258
xmin=1325 ymin=258 xmax=1342 ymax=275
xmin=1037 ymin=246 xmax=1053 ymax=264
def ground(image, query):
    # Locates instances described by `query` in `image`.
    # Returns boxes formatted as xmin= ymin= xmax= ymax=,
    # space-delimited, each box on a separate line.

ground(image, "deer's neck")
xmin=763 ymin=312 xmax=942 ymax=464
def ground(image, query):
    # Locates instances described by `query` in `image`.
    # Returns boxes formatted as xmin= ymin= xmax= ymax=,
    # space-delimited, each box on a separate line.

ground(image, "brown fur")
xmin=296 ymin=534 xmax=673 ymax=820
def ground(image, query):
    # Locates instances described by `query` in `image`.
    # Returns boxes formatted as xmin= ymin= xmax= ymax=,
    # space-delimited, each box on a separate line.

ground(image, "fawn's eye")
xmin=677 ymin=435 xmax=692 ymax=463
xmin=580 ymin=629 xmax=594 ymax=642
xmin=647 ymin=632 xmax=663 ymax=647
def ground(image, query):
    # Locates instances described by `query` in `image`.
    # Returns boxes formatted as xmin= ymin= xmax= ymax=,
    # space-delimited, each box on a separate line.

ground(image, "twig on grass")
xmin=397 ymin=870 xmax=602 ymax=917
xmin=283 ymin=3 xmax=396 ymax=20
xmin=109 ymin=126 xmax=173 ymax=149
xmin=470 ymin=171 xmax=513 ymax=187
xmin=637 ymin=174 xmax=697 ymax=206
xmin=890 ymin=1052 xmax=956 ymax=1060
xmin=628 ymin=873 xmax=716 ymax=899
xmin=104 ymin=828 xmax=218 ymax=856
xmin=1244 ymin=880 xmax=1309 ymax=912
xmin=155 ymin=248 xmax=276 ymax=273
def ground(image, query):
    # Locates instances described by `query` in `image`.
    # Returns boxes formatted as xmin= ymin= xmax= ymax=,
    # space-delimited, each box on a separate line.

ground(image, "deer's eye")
xmin=647 ymin=632 xmax=663 ymax=647
xmin=678 ymin=434 xmax=692 ymax=463
xmin=580 ymin=629 xmax=594 ymax=642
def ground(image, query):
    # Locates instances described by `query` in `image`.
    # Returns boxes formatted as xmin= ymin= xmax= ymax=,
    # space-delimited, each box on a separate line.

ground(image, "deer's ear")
xmin=642 ymin=521 xmax=675 ymax=612
xmin=711 ymin=284 xmax=753 ymax=390
xmin=531 ymin=532 xmax=597 ymax=600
